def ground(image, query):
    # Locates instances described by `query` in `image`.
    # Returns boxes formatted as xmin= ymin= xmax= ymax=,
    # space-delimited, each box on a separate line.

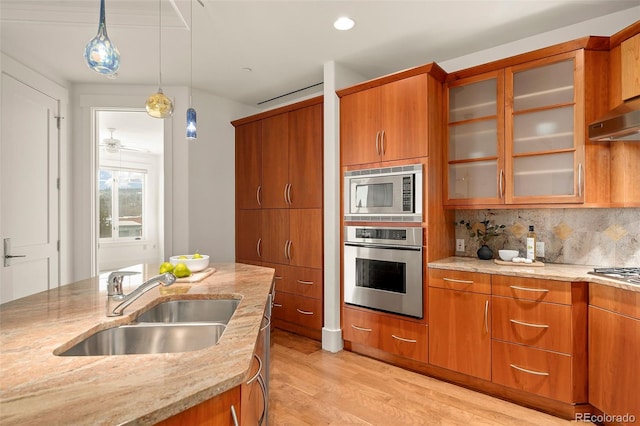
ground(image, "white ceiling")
xmin=1 ymin=1 xmax=638 ymax=150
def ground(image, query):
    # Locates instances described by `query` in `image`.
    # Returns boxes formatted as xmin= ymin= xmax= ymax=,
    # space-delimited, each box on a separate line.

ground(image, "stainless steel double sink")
xmin=56 ymin=298 xmax=240 ymax=356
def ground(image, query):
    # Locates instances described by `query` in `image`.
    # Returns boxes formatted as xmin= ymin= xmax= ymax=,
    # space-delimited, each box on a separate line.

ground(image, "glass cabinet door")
xmin=506 ymin=52 xmax=584 ymax=203
xmin=446 ymin=71 xmax=504 ymax=204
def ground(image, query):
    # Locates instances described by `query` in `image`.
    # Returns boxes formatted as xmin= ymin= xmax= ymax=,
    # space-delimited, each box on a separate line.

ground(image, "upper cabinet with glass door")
xmin=505 ymin=52 xmax=583 ymax=204
xmin=446 ymin=41 xmax=610 ymax=208
xmin=446 ymin=71 xmax=504 ymax=205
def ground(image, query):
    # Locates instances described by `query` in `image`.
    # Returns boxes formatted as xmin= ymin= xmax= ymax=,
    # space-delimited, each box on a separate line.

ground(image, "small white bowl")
xmin=499 ymin=250 xmax=519 ymax=262
xmin=169 ymin=254 xmax=210 ymax=272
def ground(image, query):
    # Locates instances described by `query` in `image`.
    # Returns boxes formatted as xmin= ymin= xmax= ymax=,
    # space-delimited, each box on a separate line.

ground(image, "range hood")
xmin=589 ymin=97 xmax=640 ymax=141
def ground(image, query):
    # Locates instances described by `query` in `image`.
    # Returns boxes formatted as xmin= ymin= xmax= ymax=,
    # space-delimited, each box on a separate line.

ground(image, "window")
xmin=99 ymin=168 xmax=146 ymax=240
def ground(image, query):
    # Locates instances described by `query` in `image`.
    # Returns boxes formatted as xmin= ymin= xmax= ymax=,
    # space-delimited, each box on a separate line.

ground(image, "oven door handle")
xmin=344 ymin=242 xmax=422 ymax=252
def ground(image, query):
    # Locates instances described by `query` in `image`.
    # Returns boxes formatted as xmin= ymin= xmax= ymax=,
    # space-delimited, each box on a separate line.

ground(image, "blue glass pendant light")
xmin=186 ymin=107 xmax=197 ymax=139
xmin=186 ymin=0 xmax=197 ymax=139
xmin=84 ymin=0 xmax=120 ymax=76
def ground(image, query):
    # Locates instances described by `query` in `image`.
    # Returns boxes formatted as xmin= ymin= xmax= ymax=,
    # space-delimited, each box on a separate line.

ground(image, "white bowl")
xmin=169 ymin=254 xmax=210 ymax=272
xmin=499 ymin=250 xmax=519 ymax=262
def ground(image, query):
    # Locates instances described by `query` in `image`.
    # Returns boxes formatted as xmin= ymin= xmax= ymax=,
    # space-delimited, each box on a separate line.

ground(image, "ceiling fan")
xmin=100 ymin=128 xmax=147 ymax=154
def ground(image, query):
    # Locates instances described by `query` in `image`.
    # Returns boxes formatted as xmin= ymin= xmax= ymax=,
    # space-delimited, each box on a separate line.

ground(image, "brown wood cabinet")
xmin=445 ymin=38 xmax=610 ymax=208
xmin=621 ymin=33 xmax=640 ymax=101
xmin=232 ymin=97 xmax=324 ymax=341
xmin=343 ymin=306 xmax=428 ymax=363
xmin=261 ymin=103 xmax=323 ymax=209
xmin=608 ymin=23 xmax=640 ymax=206
xmin=235 ymin=121 xmax=262 ymax=210
xmin=156 ymin=386 xmax=240 ymax=426
xmin=428 ymin=270 xmax=492 ymax=380
xmin=338 ymin=64 xmax=445 ymax=166
xmin=490 ymin=276 xmax=587 ymax=404
xmin=589 ymin=284 xmax=640 ymax=425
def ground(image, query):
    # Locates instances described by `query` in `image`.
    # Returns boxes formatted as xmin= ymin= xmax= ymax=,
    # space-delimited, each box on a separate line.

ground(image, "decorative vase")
xmin=477 ymin=244 xmax=493 ymax=260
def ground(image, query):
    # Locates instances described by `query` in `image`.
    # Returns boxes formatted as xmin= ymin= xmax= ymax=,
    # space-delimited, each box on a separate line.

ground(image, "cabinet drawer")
xmin=342 ymin=307 xmax=382 ymax=346
xmin=429 ymin=268 xmax=491 ymax=294
xmin=492 ymin=296 xmax=572 ymax=354
xmin=272 ymin=291 xmax=322 ymax=330
xmin=380 ymin=318 xmax=428 ymax=363
xmin=492 ymin=275 xmax=570 ymax=305
xmin=492 ymin=340 xmax=574 ymax=403
xmin=266 ymin=263 xmax=322 ymax=300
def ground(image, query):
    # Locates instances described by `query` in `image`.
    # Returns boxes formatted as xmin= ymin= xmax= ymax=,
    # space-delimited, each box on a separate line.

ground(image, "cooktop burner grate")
xmin=589 ymin=267 xmax=640 ymax=285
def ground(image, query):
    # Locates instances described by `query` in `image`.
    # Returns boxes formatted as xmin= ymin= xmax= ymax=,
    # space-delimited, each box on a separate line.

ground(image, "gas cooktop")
xmin=588 ymin=267 xmax=640 ymax=285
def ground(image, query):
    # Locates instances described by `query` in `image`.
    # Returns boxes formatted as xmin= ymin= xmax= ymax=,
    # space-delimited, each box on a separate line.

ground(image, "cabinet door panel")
xmin=380 ymin=74 xmax=428 ymax=160
xmin=289 ymin=209 xmax=322 ymax=269
xmin=235 ymin=121 xmax=262 ymax=209
xmin=589 ymin=305 xmax=640 ymax=422
xmin=449 ymin=119 xmax=499 ymax=160
xmin=261 ymin=114 xmax=289 ymax=208
xmin=261 ymin=209 xmax=289 ymax=264
xmin=449 ymin=77 xmax=498 ymax=122
xmin=236 ymin=209 xmax=262 ymax=262
xmin=157 ymin=386 xmax=240 ymax=426
xmin=512 ymin=59 xmax=574 ymax=111
xmin=289 ymin=104 xmax=323 ymax=208
xmin=340 ymin=88 xmax=381 ymax=165
xmin=429 ymin=287 xmax=491 ymax=380
xmin=448 ymin=160 xmax=499 ymax=200
xmin=512 ymin=152 xmax=575 ymax=197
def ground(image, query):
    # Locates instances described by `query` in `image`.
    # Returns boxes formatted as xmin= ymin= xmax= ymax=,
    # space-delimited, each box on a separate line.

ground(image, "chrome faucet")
xmin=106 ymin=271 xmax=176 ymax=317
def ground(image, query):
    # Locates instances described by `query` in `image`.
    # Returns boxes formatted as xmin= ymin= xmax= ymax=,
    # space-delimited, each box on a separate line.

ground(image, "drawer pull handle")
xmin=351 ymin=325 xmax=372 ymax=332
xmin=273 ymin=303 xmax=283 ymax=307
xmin=443 ymin=277 xmax=474 ymax=284
xmin=296 ymin=308 xmax=314 ymax=315
xmin=297 ymin=279 xmax=314 ymax=285
xmin=509 ymin=285 xmax=549 ymax=293
xmin=391 ymin=334 xmax=417 ymax=343
xmin=510 ymin=319 xmax=549 ymax=329
xmin=246 ymin=354 xmax=263 ymax=385
xmin=274 ymin=276 xmax=283 ymax=280
xmin=510 ymin=364 xmax=550 ymax=376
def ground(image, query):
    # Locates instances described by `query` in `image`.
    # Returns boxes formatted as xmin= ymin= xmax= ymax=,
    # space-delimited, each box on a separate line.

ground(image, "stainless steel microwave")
xmin=344 ymin=164 xmax=423 ymax=222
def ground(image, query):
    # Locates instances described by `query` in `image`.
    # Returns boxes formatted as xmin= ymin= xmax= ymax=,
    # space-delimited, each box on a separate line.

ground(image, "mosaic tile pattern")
xmin=454 ymin=208 xmax=640 ymax=267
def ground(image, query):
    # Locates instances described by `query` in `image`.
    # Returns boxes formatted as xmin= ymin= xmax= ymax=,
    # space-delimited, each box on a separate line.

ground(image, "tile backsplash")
xmin=454 ymin=209 xmax=640 ymax=267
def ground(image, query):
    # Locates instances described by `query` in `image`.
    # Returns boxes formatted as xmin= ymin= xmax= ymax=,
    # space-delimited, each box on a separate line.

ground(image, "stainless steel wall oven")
xmin=343 ymin=226 xmax=423 ymax=318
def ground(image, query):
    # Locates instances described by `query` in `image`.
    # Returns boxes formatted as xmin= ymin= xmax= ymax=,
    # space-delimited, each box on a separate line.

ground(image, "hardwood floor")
xmin=268 ymin=328 xmax=572 ymax=425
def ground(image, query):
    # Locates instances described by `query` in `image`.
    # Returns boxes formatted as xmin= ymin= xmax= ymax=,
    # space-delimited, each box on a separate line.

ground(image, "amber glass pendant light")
xmin=146 ymin=0 xmax=174 ymax=119
xmin=186 ymin=0 xmax=197 ymax=139
xmin=84 ymin=0 xmax=120 ymax=76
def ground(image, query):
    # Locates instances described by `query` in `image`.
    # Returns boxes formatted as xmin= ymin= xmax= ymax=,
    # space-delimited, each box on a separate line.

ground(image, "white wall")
xmin=187 ymin=89 xmax=258 ymax=262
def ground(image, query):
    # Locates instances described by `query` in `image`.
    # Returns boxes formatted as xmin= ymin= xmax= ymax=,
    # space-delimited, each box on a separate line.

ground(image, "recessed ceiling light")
xmin=334 ymin=16 xmax=355 ymax=31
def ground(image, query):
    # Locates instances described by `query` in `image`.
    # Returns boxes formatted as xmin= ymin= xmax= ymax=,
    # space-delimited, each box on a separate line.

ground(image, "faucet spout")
xmin=106 ymin=272 xmax=176 ymax=317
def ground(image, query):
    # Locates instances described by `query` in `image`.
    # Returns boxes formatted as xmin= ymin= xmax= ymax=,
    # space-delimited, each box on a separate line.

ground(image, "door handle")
xmin=4 ymin=238 xmax=26 ymax=267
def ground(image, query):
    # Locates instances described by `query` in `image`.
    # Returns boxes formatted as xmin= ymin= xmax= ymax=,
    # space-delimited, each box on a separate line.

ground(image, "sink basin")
xmin=56 ymin=323 xmax=226 ymax=356
xmin=136 ymin=298 xmax=240 ymax=324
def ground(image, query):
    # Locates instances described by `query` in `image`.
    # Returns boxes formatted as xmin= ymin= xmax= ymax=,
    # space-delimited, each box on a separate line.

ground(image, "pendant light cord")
xmin=158 ymin=0 xmax=163 ymax=90
xmin=189 ymin=0 xmax=193 ymax=106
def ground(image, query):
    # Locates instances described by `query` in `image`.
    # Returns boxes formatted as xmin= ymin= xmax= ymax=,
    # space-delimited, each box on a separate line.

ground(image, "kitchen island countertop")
xmin=0 ymin=262 xmax=274 ymax=425
xmin=429 ymin=256 xmax=640 ymax=293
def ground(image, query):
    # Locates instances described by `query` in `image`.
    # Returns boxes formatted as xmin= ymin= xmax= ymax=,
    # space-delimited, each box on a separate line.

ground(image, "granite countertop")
xmin=0 ymin=262 xmax=275 ymax=425
xmin=428 ymin=256 xmax=640 ymax=293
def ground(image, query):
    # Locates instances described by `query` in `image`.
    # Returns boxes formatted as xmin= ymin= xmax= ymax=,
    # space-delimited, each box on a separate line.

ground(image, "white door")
xmin=1 ymin=73 xmax=59 ymax=303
